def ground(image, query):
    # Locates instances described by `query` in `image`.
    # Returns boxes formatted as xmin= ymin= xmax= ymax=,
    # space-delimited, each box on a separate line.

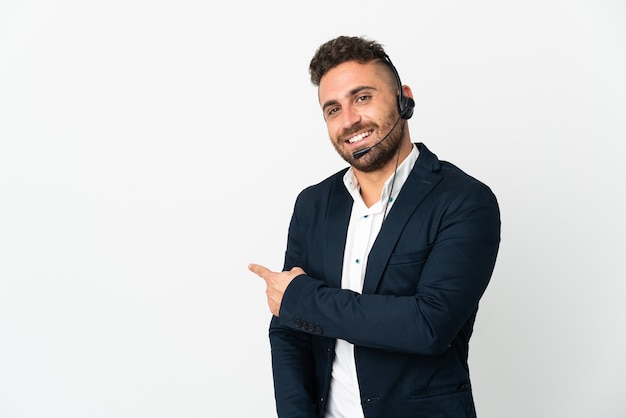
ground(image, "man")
xmin=249 ymin=35 xmax=501 ymax=418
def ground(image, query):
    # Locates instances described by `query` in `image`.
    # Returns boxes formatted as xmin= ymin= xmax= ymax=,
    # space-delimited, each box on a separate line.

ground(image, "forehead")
xmin=318 ymin=60 xmax=388 ymax=103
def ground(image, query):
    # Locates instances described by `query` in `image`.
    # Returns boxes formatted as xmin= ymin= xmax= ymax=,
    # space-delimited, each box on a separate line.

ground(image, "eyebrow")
xmin=321 ymin=85 xmax=378 ymax=112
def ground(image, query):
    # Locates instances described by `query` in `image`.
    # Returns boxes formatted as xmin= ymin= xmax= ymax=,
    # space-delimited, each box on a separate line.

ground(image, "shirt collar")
xmin=343 ymin=144 xmax=420 ymax=208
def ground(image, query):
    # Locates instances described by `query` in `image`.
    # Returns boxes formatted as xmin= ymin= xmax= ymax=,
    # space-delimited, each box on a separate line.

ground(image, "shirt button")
xmin=355 ymin=259 xmax=361 ymax=264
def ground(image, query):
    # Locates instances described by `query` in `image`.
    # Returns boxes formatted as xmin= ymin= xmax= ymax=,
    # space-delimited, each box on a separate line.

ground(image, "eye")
xmin=326 ymin=106 xmax=340 ymax=118
xmin=356 ymin=95 xmax=371 ymax=104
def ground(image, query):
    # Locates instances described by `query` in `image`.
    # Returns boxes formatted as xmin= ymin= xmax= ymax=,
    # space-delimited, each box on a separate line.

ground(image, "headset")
xmin=383 ymin=53 xmax=415 ymax=120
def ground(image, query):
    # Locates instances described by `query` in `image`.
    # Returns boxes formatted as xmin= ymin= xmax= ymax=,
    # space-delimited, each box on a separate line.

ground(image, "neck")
xmin=355 ymin=139 xmax=412 ymax=207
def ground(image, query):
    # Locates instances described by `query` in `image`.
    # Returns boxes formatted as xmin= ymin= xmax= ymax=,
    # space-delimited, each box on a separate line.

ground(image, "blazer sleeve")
xmin=277 ymin=180 xmax=501 ymax=356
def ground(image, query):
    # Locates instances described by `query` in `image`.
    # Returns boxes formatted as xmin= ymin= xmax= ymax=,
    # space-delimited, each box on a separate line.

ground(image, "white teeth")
xmin=347 ymin=131 xmax=371 ymax=143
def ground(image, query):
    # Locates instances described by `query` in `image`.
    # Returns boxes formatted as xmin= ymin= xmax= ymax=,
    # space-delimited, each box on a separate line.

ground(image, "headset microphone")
xmin=352 ymin=54 xmax=415 ymax=160
xmin=352 ymin=147 xmax=373 ymax=159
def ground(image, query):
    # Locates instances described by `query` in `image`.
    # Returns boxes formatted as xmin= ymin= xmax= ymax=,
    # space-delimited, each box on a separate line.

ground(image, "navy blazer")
xmin=269 ymin=143 xmax=501 ymax=418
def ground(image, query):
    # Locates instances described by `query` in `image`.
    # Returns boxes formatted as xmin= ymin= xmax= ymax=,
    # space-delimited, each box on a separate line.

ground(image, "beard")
xmin=332 ymin=110 xmax=404 ymax=172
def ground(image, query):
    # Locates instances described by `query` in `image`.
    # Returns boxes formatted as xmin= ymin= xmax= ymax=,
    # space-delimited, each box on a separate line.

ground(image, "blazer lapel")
xmin=362 ymin=144 xmax=442 ymax=294
xmin=324 ymin=175 xmax=353 ymax=288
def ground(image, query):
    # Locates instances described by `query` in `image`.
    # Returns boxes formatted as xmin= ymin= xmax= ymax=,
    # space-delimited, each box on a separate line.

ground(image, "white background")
xmin=1 ymin=1 xmax=625 ymax=417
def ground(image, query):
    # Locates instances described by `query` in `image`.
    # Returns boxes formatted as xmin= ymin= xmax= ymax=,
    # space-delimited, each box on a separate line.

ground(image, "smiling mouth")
xmin=346 ymin=130 xmax=373 ymax=144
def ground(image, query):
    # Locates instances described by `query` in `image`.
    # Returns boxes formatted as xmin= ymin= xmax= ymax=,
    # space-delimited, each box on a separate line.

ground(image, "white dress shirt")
xmin=325 ymin=144 xmax=419 ymax=417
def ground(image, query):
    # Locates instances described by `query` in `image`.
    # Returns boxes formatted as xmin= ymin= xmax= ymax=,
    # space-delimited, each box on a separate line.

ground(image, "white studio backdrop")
xmin=1 ymin=1 xmax=625 ymax=417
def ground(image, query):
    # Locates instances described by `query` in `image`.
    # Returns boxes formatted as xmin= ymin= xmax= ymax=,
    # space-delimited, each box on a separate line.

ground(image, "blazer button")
xmin=294 ymin=319 xmax=302 ymax=328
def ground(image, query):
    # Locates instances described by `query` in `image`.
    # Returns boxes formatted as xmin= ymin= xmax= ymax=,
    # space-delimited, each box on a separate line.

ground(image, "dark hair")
xmin=308 ymin=36 xmax=390 ymax=86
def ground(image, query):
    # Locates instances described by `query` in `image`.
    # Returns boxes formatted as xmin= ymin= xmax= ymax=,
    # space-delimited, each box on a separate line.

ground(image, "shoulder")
xmin=415 ymin=143 xmax=498 ymax=207
xmin=295 ymin=167 xmax=349 ymax=204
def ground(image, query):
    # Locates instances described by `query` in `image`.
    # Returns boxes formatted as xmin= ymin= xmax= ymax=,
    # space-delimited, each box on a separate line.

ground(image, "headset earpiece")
xmin=398 ymin=95 xmax=415 ymax=120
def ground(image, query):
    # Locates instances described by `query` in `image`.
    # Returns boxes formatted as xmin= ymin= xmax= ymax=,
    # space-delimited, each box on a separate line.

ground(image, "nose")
xmin=341 ymin=104 xmax=361 ymax=128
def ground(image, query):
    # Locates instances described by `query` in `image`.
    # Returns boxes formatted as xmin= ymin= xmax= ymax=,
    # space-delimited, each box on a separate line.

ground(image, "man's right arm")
xmin=269 ymin=190 xmax=319 ymax=418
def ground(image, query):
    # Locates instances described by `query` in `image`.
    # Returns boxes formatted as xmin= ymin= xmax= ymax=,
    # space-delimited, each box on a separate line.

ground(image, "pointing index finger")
xmin=248 ymin=263 xmax=270 ymax=277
